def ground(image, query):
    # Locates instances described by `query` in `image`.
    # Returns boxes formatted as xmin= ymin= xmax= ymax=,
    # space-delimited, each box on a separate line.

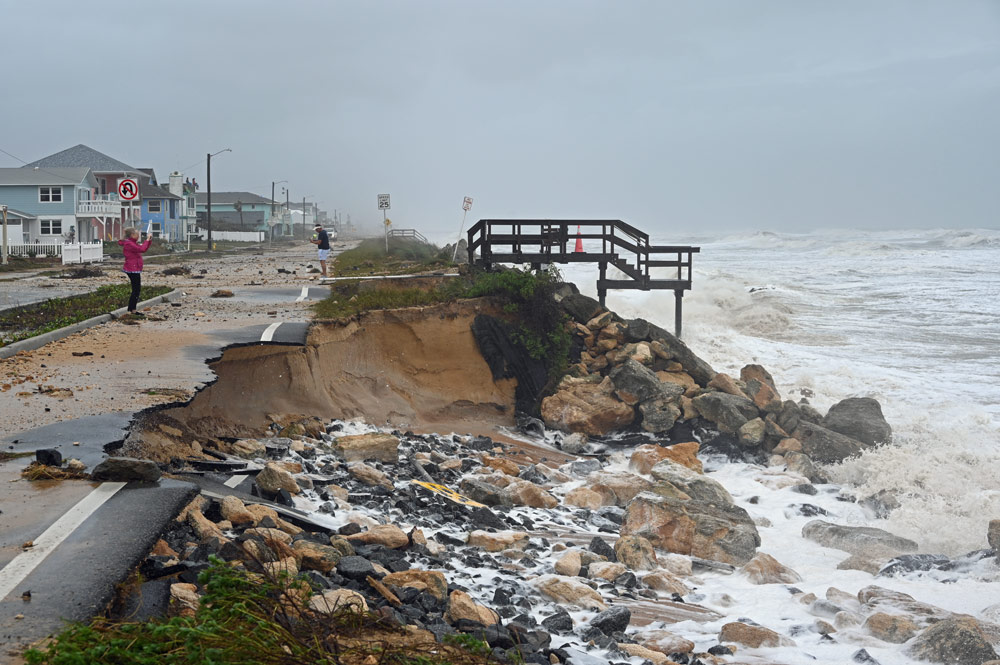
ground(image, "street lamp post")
xmin=206 ymin=148 xmax=232 ymax=251
xmin=1 ymin=205 xmax=8 ymax=266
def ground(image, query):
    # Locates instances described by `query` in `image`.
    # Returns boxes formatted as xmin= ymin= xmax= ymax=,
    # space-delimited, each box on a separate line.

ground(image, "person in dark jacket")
xmin=310 ymin=224 xmax=331 ymax=277
xmin=118 ymin=227 xmax=153 ymax=314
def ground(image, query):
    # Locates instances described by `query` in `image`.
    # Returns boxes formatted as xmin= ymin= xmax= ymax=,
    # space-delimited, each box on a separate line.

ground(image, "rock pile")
xmin=542 ymin=293 xmax=893 ymax=472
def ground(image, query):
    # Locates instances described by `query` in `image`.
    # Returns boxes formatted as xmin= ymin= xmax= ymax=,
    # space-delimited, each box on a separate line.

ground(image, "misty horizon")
xmin=2 ymin=1 xmax=998 ymax=239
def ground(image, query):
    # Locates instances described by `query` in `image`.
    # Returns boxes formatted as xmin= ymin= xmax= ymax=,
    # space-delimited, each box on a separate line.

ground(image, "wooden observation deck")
xmin=467 ymin=219 xmax=700 ymax=337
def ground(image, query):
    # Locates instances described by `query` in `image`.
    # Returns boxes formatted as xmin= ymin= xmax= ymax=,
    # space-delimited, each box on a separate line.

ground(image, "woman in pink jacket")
xmin=118 ymin=227 xmax=153 ymax=313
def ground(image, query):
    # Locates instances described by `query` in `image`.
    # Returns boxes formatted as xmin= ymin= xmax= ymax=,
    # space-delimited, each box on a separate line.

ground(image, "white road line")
xmin=261 ymin=322 xmax=282 ymax=342
xmin=224 ymin=475 xmax=247 ymax=488
xmin=0 ymin=482 xmax=126 ymax=602
xmin=295 ymin=287 xmax=309 ymax=302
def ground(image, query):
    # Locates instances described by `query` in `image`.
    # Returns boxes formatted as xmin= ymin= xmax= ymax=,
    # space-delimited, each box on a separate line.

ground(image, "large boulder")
xmin=91 ymin=457 xmax=161 ymax=483
xmin=906 ymin=617 xmax=998 ymax=665
xmin=641 ymin=319 xmax=717 ymax=387
xmin=822 ymin=397 xmax=892 ymax=446
xmin=802 ymin=520 xmax=918 ymax=556
xmin=621 ymin=491 xmax=760 ymax=565
xmin=692 ymin=392 xmax=759 ymax=433
xmin=330 ymin=433 xmax=399 ymax=463
xmin=638 ymin=398 xmax=683 ymax=433
xmin=609 ymin=359 xmax=682 ymax=406
xmin=649 ymin=460 xmax=734 ymax=506
xmin=561 ymin=294 xmax=605 ymax=325
xmin=541 ymin=375 xmax=635 ymax=435
xmin=793 ymin=421 xmax=869 ymax=464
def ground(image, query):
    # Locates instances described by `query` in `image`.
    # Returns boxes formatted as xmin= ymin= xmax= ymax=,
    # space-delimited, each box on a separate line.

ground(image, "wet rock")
xmin=794 ymin=421 xmax=868 ymax=464
xmin=220 ymin=496 xmax=255 ymax=526
xmin=852 ymin=648 xmax=882 ymax=664
xmin=35 ymin=449 xmax=62 ymax=466
xmin=503 ymin=480 xmax=559 ymax=508
xmin=532 ymin=575 xmax=606 ymax=611
xmin=610 ymin=358 xmax=681 ymax=406
xmin=589 ymin=471 xmax=653 ymax=506
xmin=310 ymin=588 xmax=368 ymax=614
xmin=988 ymin=519 xmax=1000 ymax=551
xmin=91 ymin=457 xmax=161 ymax=482
xmin=459 ymin=478 xmax=513 ymax=507
xmin=336 ymin=555 xmax=376 ymax=581
xmin=541 ymin=609 xmax=574 ymax=633
xmin=589 ymin=536 xmax=617 ymax=562
xmin=692 ymin=392 xmax=759 ymax=434
xmin=738 ymin=417 xmax=766 ymax=447
xmin=640 ymin=319 xmax=717 ymax=386
xmin=346 ymin=461 xmax=394 ymax=489
xmin=784 ymin=451 xmax=828 ymax=484
xmin=638 ymin=397 xmax=683 ymax=433
xmin=591 ymin=604 xmax=631 ymax=635
xmin=255 ymin=462 xmax=300 ymax=494
xmin=540 ymin=375 xmax=635 ymax=436
xmin=292 ymin=539 xmax=344 ymax=573
xmin=878 ymin=554 xmax=951 ymax=577
xmin=467 ymin=530 xmax=529 ymax=552
xmin=382 ymin=570 xmax=449 ymax=601
xmin=822 ymin=397 xmax=892 ymax=446
xmin=906 ymin=617 xmax=998 ymax=664
xmin=564 ymin=487 xmax=605 ymax=510
xmin=622 ymin=490 xmax=760 ymax=566
xmin=562 ymin=294 xmax=604 ymax=324
xmin=741 ymin=552 xmax=803 ymax=584
xmin=344 ymin=524 xmax=409 ymax=549
xmin=446 ymin=589 xmax=500 ymax=626
xmin=614 ymin=535 xmax=659 ymax=571
xmin=330 ymin=432 xmax=399 ymax=463
xmin=802 ymin=520 xmax=918 ymax=556
xmin=554 ymin=549 xmax=582 ymax=576
xmin=863 ymin=612 xmax=919 ymax=644
xmin=719 ymin=621 xmax=794 ymax=648
xmin=588 ymin=561 xmax=628 ymax=581
xmin=641 ymin=570 xmax=690 ymax=595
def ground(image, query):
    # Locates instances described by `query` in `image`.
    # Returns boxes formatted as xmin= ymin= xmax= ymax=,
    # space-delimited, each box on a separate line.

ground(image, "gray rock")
xmin=561 ymin=294 xmax=605 ymax=324
xmin=776 ymin=400 xmax=802 ymax=434
xmin=822 ymin=397 xmax=892 ymax=446
xmin=91 ymin=457 xmax=161 ymax=482
xmin=610 ymin=359 xmax=677 ymax=404
xmin=459 ymin=478 xmax=513 ymax=507
xmin=692 ymin=391 xmax=760 ymax=433
xmin=638 ymin=397 xmax=682 ymax=433
xmin=802 ymin=520 xmax=918 ymax=556
xmin=640 ymin=320 xmax=717 ymax=386
xmin=906 ymin=617 xmax=998 ymax=665
xmin=794 ymin=421 xmax=868 ymax=464
xmin=590 ymin=605 xmax=631 ymax=635
xmin=650 ymin=460 xmax=734 ymax=505
xmin=336 ymin=555 xmax=376 ymax=581
xmin=784 ymin=451 xmax=829 ymax=484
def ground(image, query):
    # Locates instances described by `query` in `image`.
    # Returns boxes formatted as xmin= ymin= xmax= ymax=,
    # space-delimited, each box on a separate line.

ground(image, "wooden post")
xmin=675 ymin=290 xmax=683 ymax=338
xmin=598 ymin=261 xmax=607 ymax=306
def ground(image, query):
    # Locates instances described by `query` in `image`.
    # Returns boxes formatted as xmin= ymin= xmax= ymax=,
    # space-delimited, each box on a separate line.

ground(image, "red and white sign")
xmin=462 ymin=196 xmax=473 ymax=211
xmin=118 ymin=178 xmax=139 ymax=201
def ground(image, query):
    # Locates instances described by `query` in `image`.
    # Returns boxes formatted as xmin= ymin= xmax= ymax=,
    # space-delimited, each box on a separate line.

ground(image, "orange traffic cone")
xmin=574 ymin=225 xmax=583 ymax=252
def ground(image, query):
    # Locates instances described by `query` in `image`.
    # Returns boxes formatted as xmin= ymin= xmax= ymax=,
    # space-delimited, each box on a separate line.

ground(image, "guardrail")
xmin=387 ymin=229 xmax=428 ymax=244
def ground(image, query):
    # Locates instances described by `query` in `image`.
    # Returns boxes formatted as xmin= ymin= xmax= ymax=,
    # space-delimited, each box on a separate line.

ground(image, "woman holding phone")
xmin=118 ymin=227 xmax=153 ymax=314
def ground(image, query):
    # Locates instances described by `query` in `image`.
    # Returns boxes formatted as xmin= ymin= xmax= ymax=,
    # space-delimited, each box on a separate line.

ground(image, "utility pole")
xmin=206 ymin=148 xmax=231 ymax=251
xmin=302 ymin=196 xmax=307 ymax=239
xmin=285 ymin=187 xmax=290 ymax=237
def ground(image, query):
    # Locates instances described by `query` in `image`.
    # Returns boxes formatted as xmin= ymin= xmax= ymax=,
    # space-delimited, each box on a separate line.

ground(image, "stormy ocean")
xmin=554 ymin=228 xmax=1000 ymax=663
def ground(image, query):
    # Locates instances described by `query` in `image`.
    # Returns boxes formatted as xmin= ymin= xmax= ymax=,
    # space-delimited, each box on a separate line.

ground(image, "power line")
xmin=0 ymin=145 xmax=88 ymax=184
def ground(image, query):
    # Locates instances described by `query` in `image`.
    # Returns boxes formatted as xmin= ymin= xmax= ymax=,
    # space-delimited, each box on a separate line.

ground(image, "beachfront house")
xmin=194 ymin=191 xmax=278 ymax=235
xmin=24 ymin=144 xmax=146 ymax=240
xmin=0 ymin=167 xmax=116 ymax=246
xmin=135 ymin=169 xmax=184 ymax=241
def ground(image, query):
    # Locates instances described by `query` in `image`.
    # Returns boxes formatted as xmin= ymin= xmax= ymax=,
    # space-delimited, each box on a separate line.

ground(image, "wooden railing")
xmin=467 ymin=219 xmax=700 ymax=337
xmin=388 ymin=228 xmax=428 ymax=244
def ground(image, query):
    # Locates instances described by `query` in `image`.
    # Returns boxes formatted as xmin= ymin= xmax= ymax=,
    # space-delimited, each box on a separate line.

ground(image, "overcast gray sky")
xmin=2 ymin=0 xmax=998 ymax=237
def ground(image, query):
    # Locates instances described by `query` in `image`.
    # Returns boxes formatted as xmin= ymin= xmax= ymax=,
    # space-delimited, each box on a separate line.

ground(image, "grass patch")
xmin=24 ymin=557 xmax=500 ymax=665
xmin=332 ymin=238 xmax=453 ymax=277
xmin=0 ymin=255 xmax=61 ymax=274
xmin=0 ymin=284 xmax=172 ymax=348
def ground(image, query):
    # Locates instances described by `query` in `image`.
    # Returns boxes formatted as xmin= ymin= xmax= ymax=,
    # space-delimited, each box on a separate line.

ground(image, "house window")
xmin=40 ymin=219 xmax=62 ymax=235
xmin=151 ymin=222 xmax=162 ymax=238
xmin=148 ymin=200 xmax=162 ymax=213
xmin=40 ymin=187 xmax=63 ymax=202
xmin=169 ymin=199 xmax=176 ymax=218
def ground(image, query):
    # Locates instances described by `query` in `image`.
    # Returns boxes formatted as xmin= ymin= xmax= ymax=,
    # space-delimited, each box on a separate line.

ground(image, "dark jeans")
xmin=126 ymin=272 xmax=142 ymax=312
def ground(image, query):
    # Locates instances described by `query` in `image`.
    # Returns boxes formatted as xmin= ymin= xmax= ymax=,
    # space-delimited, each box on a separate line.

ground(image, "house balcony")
xmin=77 ymin=199 xmax=122 ymax=217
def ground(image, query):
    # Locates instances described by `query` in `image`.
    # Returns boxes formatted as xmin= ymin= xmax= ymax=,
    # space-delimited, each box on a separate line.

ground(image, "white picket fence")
xmin=62 ymin=242 xmax=104 ymax=265
xmin=194 ymin=228 xmax=265 ymax=242
xmin=4 ymin=241 xmax=62 ymax=258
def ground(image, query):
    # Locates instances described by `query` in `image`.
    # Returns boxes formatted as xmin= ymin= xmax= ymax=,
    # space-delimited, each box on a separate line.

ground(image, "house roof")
xmin=24 ymin=144 xmax=141 ymax=175
xmin=195 ymin=191 xmax=275 ymax=206
xmin=137 ymin=168 xmax=158 ymax=184
xmin=138 ymin=179 xmax=181 ymax=200
xmin=0 ymin=166 xmax=94 ymax=186
xmin=0 ymin=207 xmax=35 ymax=220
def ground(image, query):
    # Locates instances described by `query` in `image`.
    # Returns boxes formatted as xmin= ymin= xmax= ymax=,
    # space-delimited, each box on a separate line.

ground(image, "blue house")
xmin=136 ymin=169 xmax=183 ymax=240
xmin=0 ymin=167 xmax=117 ymax=244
